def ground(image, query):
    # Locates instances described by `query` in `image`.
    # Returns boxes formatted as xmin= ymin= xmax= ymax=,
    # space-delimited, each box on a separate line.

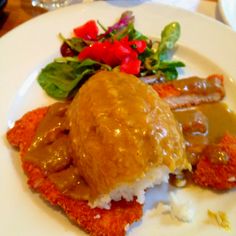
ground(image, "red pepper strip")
xmin=73 ymin=20 xmax=98 ymax=40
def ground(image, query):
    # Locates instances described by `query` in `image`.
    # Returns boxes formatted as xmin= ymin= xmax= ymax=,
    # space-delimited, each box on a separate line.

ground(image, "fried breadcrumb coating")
xmin=193 ymin=134 xmax=236 ymax=190
xmin=7 ymin=107 xmax=142 ymax=236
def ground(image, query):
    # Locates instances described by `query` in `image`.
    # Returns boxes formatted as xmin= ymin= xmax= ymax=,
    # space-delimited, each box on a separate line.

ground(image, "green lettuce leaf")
xmin=37 ymin=59 xmax=110 ymax=99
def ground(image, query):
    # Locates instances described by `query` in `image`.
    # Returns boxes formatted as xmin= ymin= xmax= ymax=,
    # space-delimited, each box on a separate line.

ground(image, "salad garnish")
xmin=37 ymin=11 xmax=185 ymax=99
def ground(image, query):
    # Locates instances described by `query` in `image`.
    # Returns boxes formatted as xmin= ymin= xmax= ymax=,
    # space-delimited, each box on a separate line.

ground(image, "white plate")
xmin=219 ymin=0 xmax=236 ymax=31
xmin=1 ymin=1 xmax=236 ymax=236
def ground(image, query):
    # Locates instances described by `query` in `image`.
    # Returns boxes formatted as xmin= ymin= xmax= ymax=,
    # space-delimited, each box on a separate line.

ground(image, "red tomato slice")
xmin=130 ymin=40 xmax=147 ymax=53
xmin=73 ymin=20 xmax=98 ymax=40
xmin=120 ymin=58 xmax=141 ymax=75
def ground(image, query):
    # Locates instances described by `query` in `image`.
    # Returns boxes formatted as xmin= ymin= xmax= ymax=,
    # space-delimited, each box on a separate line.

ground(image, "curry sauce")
xmin=23 ymin=87 xmax=236 ymax=202
xmin=24 ymin=102 xmax=92 ymax=201
xmin=172 ymin=76 xmax=223 ymax=95
xmin=24 ymin=101 xmax=236 ymax=200
xmin=23 ymin=72 xmax=191 ymax=203
xmin=174 ymin=102 xmax=236 ymax=165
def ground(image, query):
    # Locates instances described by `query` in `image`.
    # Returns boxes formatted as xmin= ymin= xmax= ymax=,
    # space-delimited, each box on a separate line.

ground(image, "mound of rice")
xmin=68 ymin=71 xmax=190 ymax=209
xmin=92 ymin=166 xmax=169 ymax=209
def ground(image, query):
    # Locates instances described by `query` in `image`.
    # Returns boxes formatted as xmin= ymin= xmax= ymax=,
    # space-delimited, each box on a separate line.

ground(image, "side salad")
xmin=38 ymin=11 xmax=185 ymax=99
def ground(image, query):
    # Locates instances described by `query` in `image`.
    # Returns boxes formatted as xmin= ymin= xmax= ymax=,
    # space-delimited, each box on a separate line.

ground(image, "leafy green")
xmin=38 ymin=14 xmax=186 ymax=100
xmin=162 ymin=68 xmax=178 ymax=80
xmin=143 ymin=22 xmax=185 ymax=81
xmin=157 ymin=22 xmax=181 ymax=61
xmin=105 ymin=11 xmax=134 ymax=35
xmin=158 ymin=60 xmax=185 ymax=70
xmin=106 ymin=23 xmax=148 ymax=41
xmin=59 ymin=33 xmax=85 ymax=53
xmin=122 ymin=24 xmax=148 ymax=41
xmin=37 ymin=59 xmax=111 ymax=99
xmin=98 ymin=11 xmax=147 ymax=42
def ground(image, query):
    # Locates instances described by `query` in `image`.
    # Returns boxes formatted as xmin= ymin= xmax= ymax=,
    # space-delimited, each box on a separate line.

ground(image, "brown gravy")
xmin=174 ymin=102 xmax=236 ymax=165
xmin=24 ymin=101 xmax=236 ymax=199
xmin=24 ymin=102 xmax=92 ymax=201
xmin=172 ymin=76 xmax=222 ymax=95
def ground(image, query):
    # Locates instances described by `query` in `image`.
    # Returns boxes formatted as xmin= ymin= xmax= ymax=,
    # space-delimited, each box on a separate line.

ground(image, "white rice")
xmin=169 ymin=192 xmax=195 ymax=222
xmin=89 ymin=166 xmax=169 ymax=209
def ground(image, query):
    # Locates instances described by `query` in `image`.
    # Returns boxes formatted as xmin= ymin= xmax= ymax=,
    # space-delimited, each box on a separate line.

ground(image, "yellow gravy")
xmin=24 ymin=102 xmax=236 ymax=199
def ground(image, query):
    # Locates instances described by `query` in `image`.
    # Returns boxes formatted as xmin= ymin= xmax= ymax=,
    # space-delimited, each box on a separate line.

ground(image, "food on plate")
xmin=152 ymin=74 xmax=225 ymax=109
xmin=193 ymin=134 xmax=236 ymax=190
xmin=67 ymin=71 xmax=190 ymax=208
xmin=7 ymin=70 xmax=191 ymax=235
xmin=6 ymin=10 xmax=236 ymax=236
xmin=208 ymin=209 xmax=231 ymax=231
xmin=7 ymin=72 xmax=236 ymax=235
xmin=12 ymin=70 xmax=190 ymax=205
xmin=169 ymin=192 xmax=195 ymax=222
xmin=37 ymin=11 xmax=185 ymax=99
xmin=172 ymin=100 xmax=236 ymax=168
xmin=7 ymin=106 xmax=142 ymax=236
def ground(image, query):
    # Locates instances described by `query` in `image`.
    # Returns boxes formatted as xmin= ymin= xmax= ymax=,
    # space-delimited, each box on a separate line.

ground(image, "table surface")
xmin=0 ymin=0 xmax=217 ymax=37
